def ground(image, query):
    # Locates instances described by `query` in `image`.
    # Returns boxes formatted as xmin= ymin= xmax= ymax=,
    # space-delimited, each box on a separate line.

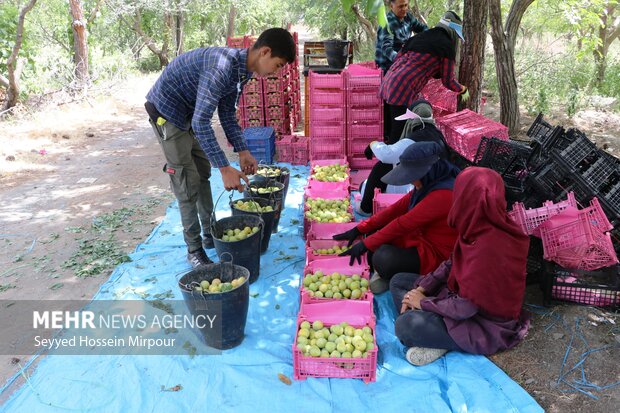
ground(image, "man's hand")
xmin=238 ymin=150 xmax=258 ymax=175
xmin=220 ymin=165 xmax=249 ymax=192
xmin=400 ymin=288 xmax=426 ymax=314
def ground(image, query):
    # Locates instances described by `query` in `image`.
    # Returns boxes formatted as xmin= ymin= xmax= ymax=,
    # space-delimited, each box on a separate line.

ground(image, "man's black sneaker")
xmin=187 ymin=249 xmax=213 ymax=268
xmin=202 ymin=234 xmax=215 ymax=250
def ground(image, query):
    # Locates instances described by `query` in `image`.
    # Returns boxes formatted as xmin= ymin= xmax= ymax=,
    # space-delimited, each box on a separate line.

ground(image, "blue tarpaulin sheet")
xmin=0 ymin=165 xmax=542 ymax=413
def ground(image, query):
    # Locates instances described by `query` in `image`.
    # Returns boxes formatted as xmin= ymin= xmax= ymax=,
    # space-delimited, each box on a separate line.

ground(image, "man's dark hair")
xmin=252 ymin=28 xmax=296 ymax=63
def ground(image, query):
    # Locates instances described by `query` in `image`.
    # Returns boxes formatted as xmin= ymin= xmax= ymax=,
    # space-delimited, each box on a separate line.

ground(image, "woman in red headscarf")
xmin=389 ymin=167 xmax=531 ymax=366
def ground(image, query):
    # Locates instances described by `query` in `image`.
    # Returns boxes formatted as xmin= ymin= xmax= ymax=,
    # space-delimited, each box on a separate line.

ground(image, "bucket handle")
xmin=209 ymin=190 xmax=235 ymax=236
xmin=219 ymin=251 xmax=234 ymax=280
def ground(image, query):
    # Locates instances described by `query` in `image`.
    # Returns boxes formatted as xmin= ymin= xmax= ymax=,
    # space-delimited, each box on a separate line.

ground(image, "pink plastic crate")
xmin=347 ymin=107 xmax=383 ymax=123
xmin=277 ymin=135 xmax=296 ymax=163
xmin=348 ymin=123 xmax=383 ymax=139
xmin=293 ymin=300 xmax=377 ymax=383
xmin=306 ymin=222 xmax=359 ymax=241
xmin=310 ymin=138 xmax=346 ymax=160
xmin=293 ymin=136 xmax=309 ymax=165
xmin=310 ymin=123 xmax=346 ymax=138
xmin=348 ymin=91 xmax=381 ymax=106
xmin=540 ymin=198 xmax=618 ymax=270
xmin=245 ymin=119 xmax=264 ymax=128
xmin=307 ymin=178 xmax=350 ymax=193
xmin=309 ymin=90 xmax=345 ymax=106
xmin=264 ymin=75 xmax=290 ymax=93
xmin=309 ymin=71 xmax=344 ymax=89
xmin=227 ymin=36 xmax=244 ymax=48
xmin=244 ymin=106 xmax=264 ymax=120
xmin=311 ymin=107 xmax=345 ymax=123
xmin=306 ymin=239 xmax=351 ymax=262
xmin=243 ymin=92 xmax=262 ymax=107
xmin=244 ymin=77 xmax=263 ymax=94
xmin=350 ymin=169 xmax=371 ymax=191
xmin=347 ymin=137 xmax=375 ymax=155
xmin=304 ymin=256 xmax=370 ymax=279
xmin=304 ymin=186 xmax=349 ymax=201
xmin=373 ymin=188 xmax=404 ymax=215
xmin=266 ymin=105 xmax=288 ymax=120
xmin=266 ymin=92 xmax=288 ymax=107
xmin=345 ymin=71 xmax=382 ymax=90
xmin=509 ymin=192 xmax=578 ymax=235
xmin=310 ymin=158 xmax=349 ymax=169
xmin=348 ymin=156 xmax=376 ymax=170
xmin=420 ymin=78 xmax=458 ymax=114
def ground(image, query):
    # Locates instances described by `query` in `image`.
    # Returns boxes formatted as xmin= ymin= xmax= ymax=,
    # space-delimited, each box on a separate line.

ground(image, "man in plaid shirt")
xmin=375 ymin=0 xmax=427 ymax=73
xmin=145 ymin=28 xmax=296 ymax=267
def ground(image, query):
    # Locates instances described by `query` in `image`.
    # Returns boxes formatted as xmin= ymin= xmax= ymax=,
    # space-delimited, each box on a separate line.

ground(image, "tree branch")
xmin=351 ymin=4 xmax=375 ymax=40
xmin=6 ymin=0 xmax=38 ymax=69
xmin=87 ymin=0 xmax=103 ymax=26
xmin=505 ymin=0 xmax=535 ymax=50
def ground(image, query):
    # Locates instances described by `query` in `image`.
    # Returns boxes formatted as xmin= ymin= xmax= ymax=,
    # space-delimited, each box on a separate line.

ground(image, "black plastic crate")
xmin=527 ymin=126 xmax=566 ymax=170
xmin=526 ymin=113 xmax=554 ymax=143
xmin=579 ymin=156 xmax=620 ymax=194
xmin=526 ymin=163 xmax=575 ymax=201
xmin=541 ymin=261 xmax=620 ymax=309
xmin=526 ymin=236 xmax=544 ymax=285
xmin=474 ymin=137 xmax=531 ymax=191
xmin=599 ymin=181 xmax=620 ymax=224
xmin=553 ymin=129 xmax=600 ymax=173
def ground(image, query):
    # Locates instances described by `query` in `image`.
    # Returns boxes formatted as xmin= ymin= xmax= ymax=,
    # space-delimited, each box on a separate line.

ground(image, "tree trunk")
xmin=594 ymin=4 xmax=620 ymax=89
xmin=69 ymin=0 xmax=90 ymax=92
xmin=488 ymin=0 xmax=534 ymax=136
xmin=458 ymin=0 xmax=488 ymax=113
xmin=175 ymin=13 xmax=184 ymax=55
xmin=227 ymin=5 xmax=236 ymax=39
xmin=411 ymin=0 xmax=428 ymax=26
xmin=3 ymin=0 xmax=37 ymax=110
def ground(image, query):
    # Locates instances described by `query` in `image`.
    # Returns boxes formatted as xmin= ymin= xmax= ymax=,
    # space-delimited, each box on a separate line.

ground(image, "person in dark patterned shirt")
xmin=375 ymin=0 xmax=428 ymax=141
xmin=380 ymin=11 xmax=468 ymax=145
xmin=145 ymin=28 xmax=296 ymax=268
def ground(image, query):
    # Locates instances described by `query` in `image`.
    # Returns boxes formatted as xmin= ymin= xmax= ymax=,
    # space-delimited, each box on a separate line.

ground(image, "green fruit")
xmin=200 ymin=280 xmax=210 ymax=289
xmin=330 ymin=350 xmax=341 ymax=358
xmin=341 ymin=351 xmax=352 ymax=358
xmin=366 ymin=343 xmax=375 ymax=351
xmin=328 ymin=333 xmax=338 ymax=342
xmin=343 ymin=289 xmax=352 ymax=298
xmin=354 ymin=329 xmax=364 ymax=337
xmin=316 ymin=338 xmax=327 ymax=349
xmin=324 ymin=290 xmax=333 ymax=298
xmin=362 ymin=326 xmax=372 ymax=335
xmin=330 ymin=325 xmax=344 ymax=336
xmin=333 ymin=292 xmax=342 ymax=299
xmin=351 ymin=289 xmax=362 ymax=299
xmin=312 ymin=320 xmax=324 ymax=331
xmin=325 ymin=342 xmax=336 ymax=352
xmin=297 ymin=336 xmax=308 ymax=346
xmin=352 ymin=350 xmax=363 ymax=358
xmin=344 ymin=326 xmax=355 ymax=337
xmin=354 ymin=340 xmax=367 ymax=352
xmin=321 ymin=350 xmax=331 ymax=358
xmin=362 ymin=333 xmax=373 ymax=343
xmin=194 ymin=286 xmax=203 ymax=292
xmin=309 ymin=346 xmax=321 ymax=357
xmin=298 ymin=328 xmax=310 ymax=338
xmin=313 ymin=330 xmax=324 ymax=340
xmin=314 ymin=291 xmax=324 ymax=298
xmin=336 ymin=342 xmax=347 ymax=353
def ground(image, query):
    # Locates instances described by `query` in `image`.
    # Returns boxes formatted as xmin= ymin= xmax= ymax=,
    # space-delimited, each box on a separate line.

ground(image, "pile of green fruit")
xmin=296 ymin=320 xmax=374 ymax=359
xmin=249 ymin=186 xmax=281 ymax=195
xmin=305 ymin=198 xmax=352 ymax=223
xmin=303 ymin=271 xmax=369 ymax=299
xmin=233 ymin=200 xmax=274 ymax=213
xmin=311 ymin=164 xmax=348 ymax=182
xmin=218 ymin=226 xmax=260 ymax=242
xmin=312 ymin=244 xmax=350 ymax=255
xmin=256 ymin=167 xmax=283 ymax=178
xmin=194 ymin=276 xmax=246 ymax=293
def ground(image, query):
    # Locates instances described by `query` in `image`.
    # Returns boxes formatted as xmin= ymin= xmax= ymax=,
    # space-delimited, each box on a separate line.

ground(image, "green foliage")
xmin=0 ymin=3 xmax=35 ymax=73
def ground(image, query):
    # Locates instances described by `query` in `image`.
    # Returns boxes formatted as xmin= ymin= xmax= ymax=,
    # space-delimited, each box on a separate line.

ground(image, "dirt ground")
xmin=0 ymin=72 xmax=618 ymax=411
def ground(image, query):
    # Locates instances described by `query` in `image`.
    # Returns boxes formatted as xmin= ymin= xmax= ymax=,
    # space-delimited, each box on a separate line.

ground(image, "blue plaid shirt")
xmin=375 ymin=11 xmax=427 ymax=72
xmin=146 ymin=47 xmax=252 ymax=168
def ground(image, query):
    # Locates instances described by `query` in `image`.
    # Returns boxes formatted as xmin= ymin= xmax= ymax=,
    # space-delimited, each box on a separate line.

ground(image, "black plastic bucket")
xmin=244 ymin=181 xmax=284 ymax=234
xmin=324 ymin=39 xmax=350 ymax=69
xmin=230 ymin=197 xmax=276 ymax=253
xmin=178 ymin=255 xmax=250 ymax=350
xmin=255 ymin=165 xmax=290 ymax=207
xmin=211 ymin=214 xmax=263 ymax=284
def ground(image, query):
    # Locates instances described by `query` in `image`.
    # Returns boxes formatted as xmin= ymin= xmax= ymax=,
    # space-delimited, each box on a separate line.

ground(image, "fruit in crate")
xmin=218 ymin=226 xmax=260 ymax=242
xmin=234 ymin=200 xmax=274 ymax=213
xmin=250 ymin=186 xmax=281 ymax=194
xmin=256 ymin=167 xmax=282 ymax=177
xmin=302 ymin=271 xmax=369 ymax=300
xmin=305 ymin=198 xmax=352 ymax=223
xmin=296 ymin=320 xmax=374 ymax=359
xmin=313 ymin=245 xmax=350 ymax=255
xmin=311 ymin=164 xmax=348 ymax=182
xmin=193 ymin=276 xmax=246 ymax=293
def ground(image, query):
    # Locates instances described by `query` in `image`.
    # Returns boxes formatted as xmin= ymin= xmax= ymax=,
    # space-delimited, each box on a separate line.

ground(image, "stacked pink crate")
xmin=345 ymin=64 xmax=383 ymax=170
xmin=241 ymin=77 xmax=265 ymax=129
xmin=277 ymin=135 xmax=296 ymax=163
xmin=264 ymin=67 xmax=292 ymax=137
xmin=420 ymin=78 xmax=458 ymax=119
xmin=372 ymin=188 xmax=403 ymax=215
xmin=309 ymin=71 xmax=346 ymax=160
xmin=293 ymin=136 xmax=309 ymax=165
xmin=436 ymin=109 xmax=509 ymax=162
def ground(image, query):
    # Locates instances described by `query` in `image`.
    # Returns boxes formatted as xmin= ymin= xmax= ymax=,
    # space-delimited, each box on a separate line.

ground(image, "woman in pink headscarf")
xmin=389 ymin=167 xmax=531 ymax=366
